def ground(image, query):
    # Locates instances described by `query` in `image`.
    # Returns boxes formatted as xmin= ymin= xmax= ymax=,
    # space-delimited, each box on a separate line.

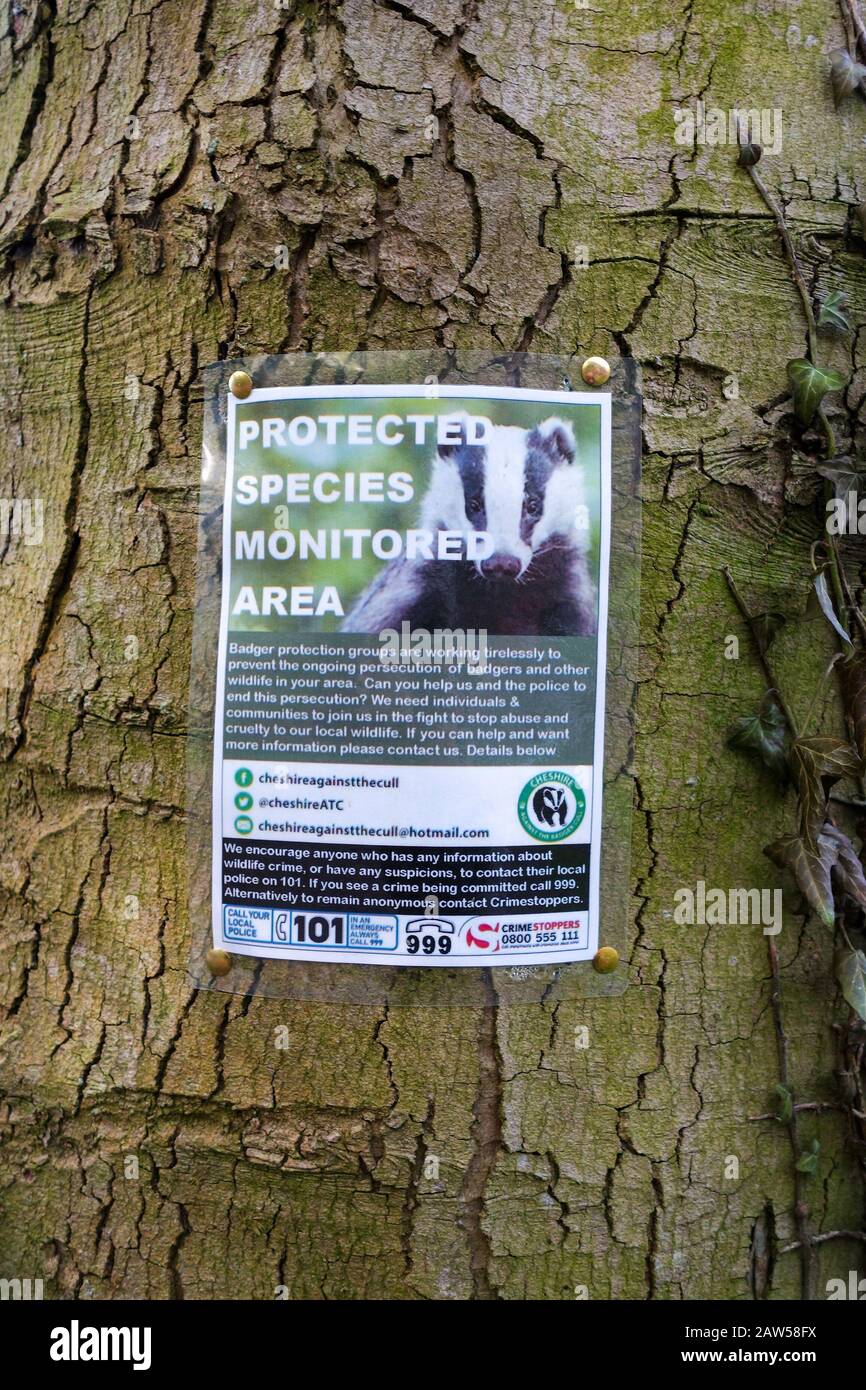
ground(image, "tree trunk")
xmin=0 ymin=0 xmax=863 ymax=1300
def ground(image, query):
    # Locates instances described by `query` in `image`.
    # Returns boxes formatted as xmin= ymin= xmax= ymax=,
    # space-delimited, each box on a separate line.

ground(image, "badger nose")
xmin=481 ymin=553 xmax=521 ymax=579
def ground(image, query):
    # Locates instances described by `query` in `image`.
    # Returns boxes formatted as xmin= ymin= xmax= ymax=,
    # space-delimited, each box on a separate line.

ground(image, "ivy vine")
xmin=723 ymin=43 xmax=866 ymax=1298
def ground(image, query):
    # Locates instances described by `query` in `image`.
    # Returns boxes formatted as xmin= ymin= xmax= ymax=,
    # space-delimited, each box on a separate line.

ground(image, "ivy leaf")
xmin=795 ymin=1137 xmax=820 ymax=1175
xmin=830 ymin=49 xmax=866 ymax=105
xmin=786 ymin=359 xmax=847 ymax=426
xmin=790 ymin=737 xmax=862 ymax=845
xmin=729 ymin=700 xmax=789 ymax=779
xmin=791 ymin=756 xmax=826 ymax=848
xmin=817 ymin=289 xmax=850 ymax=333
xmin=765 ymin=832 xmax=836 ymax=926
xmin=773 ymin=1083 xmax=793 ymax=1124
xmin=813 ymin=570 xmax=852 ymax=645
xmin=815 ymin=455 xmax=864 ymax=499
xmin=819 ymin=824 xmax=866 ymax=909
xmin=840 ymin=651 xmax=866 ymax=759
xmin=792 ymin=736 xmax=862 ymax=780
xmin=751 ymin=612 xmax=786 ymax=655
xmin=836 ymin=948 xmax=866 ymax=1022
xmin=737 ymin=141 xmax=762 ymax=169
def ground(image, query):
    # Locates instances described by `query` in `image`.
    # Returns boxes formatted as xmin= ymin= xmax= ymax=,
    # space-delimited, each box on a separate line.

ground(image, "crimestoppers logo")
xmin=465 ymin=920 xmax=500 ymax=951
xmin=518 ymin=771 xmax=585 ymax=842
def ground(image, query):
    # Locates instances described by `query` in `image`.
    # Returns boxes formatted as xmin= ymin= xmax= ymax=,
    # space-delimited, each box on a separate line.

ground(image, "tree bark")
xmin=0 ymin=0 xmax=864 ymax=1300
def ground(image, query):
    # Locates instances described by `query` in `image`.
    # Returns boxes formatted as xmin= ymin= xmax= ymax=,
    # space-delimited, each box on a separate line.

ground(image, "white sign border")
xmin=211 ymin=382 xmax=613 ymax=967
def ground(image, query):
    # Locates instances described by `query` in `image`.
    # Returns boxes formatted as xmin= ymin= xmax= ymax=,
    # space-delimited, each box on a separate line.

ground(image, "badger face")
xmin=532 ymin=784 xmax=568 ymax=826
xmin=420 ymin=413 xmax=583 ymax=579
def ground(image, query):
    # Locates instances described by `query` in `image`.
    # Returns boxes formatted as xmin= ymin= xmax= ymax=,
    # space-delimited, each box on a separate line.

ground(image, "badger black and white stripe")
xmin=341 ymin=413 xmax=597 ymax=637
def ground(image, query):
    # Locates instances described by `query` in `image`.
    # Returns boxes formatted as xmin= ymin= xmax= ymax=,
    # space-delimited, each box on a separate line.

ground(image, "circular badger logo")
xmin=518 ymin=771 xmax=585 ymax=842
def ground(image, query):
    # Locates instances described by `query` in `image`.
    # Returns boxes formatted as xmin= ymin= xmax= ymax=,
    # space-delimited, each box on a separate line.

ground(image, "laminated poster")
xmin=211 ymin=383 xmax=611 ymax=967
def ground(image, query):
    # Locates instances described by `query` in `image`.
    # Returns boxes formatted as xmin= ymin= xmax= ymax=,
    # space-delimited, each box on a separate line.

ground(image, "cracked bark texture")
xmin=1 ymin=0 xmax=865 ymax=1301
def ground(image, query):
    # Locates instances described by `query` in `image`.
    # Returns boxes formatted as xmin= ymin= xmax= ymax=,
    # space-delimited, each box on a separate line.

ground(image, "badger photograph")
xmin=342 ymin=408 xmax=599 ymax=638
xmin=226 ymin=392 xmax=605 ymax=640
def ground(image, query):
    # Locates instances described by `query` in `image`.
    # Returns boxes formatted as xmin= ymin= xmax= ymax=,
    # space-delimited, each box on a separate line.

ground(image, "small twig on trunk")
xmin=767 ymin=935 xmax=817 ymax=1299
xmin=724 ymin=578 xmax=816 ymax=1296
xmin=743 ymin=164 xmax=818 ymax=360
xmin=780 ymin=1228 xmax=866 ymax=1255
xmin=748 ymin=1101 xmax=843 ymax=1121
xmin=736 ymin=121 xmax=835 ymax=456
xmin=723 ymin=567 xmax=800 ymax=737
